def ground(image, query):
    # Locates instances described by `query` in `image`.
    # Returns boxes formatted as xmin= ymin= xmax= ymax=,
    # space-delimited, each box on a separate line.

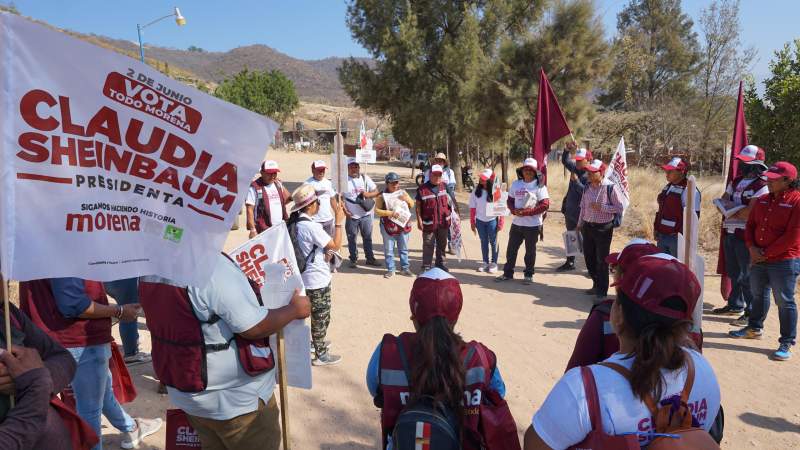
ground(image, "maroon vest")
xmin=593 ymin=300 xmax=620 ymax=361
xmin=377 ymin=332 xmax=495 ymax=450
xmin=655 ymin=179 xmax=688 ymax=235
xmin=728 ymin=176 xmax=767 ymax=240
xmin=19 ymin=279 xmax=112 ymax=348
xmin=418 ymin=183 xmax=452 ymax=232
xmin=251 ymin=179 xmax=288 ymax=233
xmin=138 ymin=279 xmax=275 ymax=393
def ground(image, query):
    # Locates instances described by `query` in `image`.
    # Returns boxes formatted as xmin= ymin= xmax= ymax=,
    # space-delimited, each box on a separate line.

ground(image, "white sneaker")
xmin=488 ymin=263 xmax=498 ymax=273
xmin=122 ymin=417 xmax=163 ymax=449
xmin=476 ymin=263 xmax=488 ymax=272
xmin=123 ymin=352 xmax=152 ymax=366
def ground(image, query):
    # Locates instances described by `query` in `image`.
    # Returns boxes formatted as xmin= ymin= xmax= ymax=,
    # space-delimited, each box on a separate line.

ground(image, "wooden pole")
xmin=276 ymin=330 xmax=291 ymax=450
xmin=1 ymin=275 xmax=14 ymax=407
xmin=683 ymin=176 xmax=697 ymax=273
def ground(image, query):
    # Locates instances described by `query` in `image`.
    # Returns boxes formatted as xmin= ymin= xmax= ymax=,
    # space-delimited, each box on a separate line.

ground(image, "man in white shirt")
xmin=246 ymin=160 xmax=290 ymax=238
xmin=139 ymin=254 xmax=311 ymax=450
xmin=342 ymin=158 xmax=381 ymax=268
xmin=496 ymin=158 xmax=550 ymax=285
xmin=305 ymin=160 xmax=339 ymax=237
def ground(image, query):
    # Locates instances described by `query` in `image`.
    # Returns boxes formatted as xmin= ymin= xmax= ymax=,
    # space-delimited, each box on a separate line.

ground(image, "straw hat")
xmin=290 ymin=184 xmax=318 ymax=213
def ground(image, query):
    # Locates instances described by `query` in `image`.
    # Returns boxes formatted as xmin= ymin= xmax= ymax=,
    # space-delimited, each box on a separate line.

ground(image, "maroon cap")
xmin=763 ymin=161 xmax=798 ymax=181
xmin=606 ymin=238 xmax=660 ymax=267
xmin=409 ymin=268 xmax=463 ymax=325
xmin=616 ymin=255 xmax=700 ymax=321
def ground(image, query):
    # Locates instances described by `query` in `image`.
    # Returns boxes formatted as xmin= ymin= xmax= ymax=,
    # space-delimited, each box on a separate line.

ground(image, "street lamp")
xmin=136 ymin=7 xmax=186 ymax=63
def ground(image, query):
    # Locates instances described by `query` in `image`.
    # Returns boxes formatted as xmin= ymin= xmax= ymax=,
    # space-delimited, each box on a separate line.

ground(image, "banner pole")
xmin=1 ymin=275 xmax=14 ymax=407
xmin=277 ymin=329 xmax=291 ymax=450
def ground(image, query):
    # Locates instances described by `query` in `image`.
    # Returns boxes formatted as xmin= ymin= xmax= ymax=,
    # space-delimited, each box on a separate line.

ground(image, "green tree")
xmin=695 ymin=0 xmax=755 ymax=153
xmin=602 ymin=0 xmax=700 ymax=109
xmin=214 ymin=69 xmax=299 ymax=125
xmin=745 ymin=40 xmax=800 ymax=163
xmin=340 ymin=0 xmax=545 ymax=188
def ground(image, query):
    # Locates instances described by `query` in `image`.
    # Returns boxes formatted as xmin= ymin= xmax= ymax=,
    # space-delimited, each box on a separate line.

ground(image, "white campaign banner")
xmin=0 ymin=13 xmax=277 ymax=285
xmin=229 ymin=222 xmax=312 ymax=389
xmin=603 ymin=137 xmax=630 ymax=212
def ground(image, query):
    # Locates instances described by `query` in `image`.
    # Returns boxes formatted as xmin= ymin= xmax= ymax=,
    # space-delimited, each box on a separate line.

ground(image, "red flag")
xmin=717 ymin=81 xmax=748 ymax=300
xmin=532 ymin=68 xmax=571 ymax=184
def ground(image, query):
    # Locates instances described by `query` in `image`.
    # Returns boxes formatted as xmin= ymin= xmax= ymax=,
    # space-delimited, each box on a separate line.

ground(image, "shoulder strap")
xmin=680 ymin=354 xmax=696 ymax=404
xmin=579 ymin=367 xmax=603 ymax=432
xmin=396 ymin=335 xmax=412 ymax=382
xmin=463 ymin=344 xmax=477 ymax=368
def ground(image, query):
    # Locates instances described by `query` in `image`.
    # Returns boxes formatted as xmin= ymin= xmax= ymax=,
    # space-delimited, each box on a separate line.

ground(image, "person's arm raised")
xmin=325 ymin=200 xmax=346 ymax=251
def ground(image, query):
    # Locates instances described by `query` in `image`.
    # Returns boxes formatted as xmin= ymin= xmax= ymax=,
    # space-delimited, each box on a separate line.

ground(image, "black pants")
xmin=503 ymin=224 xmax=540 ymax=278
xmin=565 ymin=216 xmax=579 ymax=264
xmin=582 ymin=221 xmax=614 ymax=296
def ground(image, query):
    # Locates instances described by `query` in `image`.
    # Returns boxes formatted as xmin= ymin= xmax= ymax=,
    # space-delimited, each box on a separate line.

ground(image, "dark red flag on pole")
xmin=717 ymin=81 xmax=748 ymax=300
xmin=532 ymin=68 xmax=572 ymax=184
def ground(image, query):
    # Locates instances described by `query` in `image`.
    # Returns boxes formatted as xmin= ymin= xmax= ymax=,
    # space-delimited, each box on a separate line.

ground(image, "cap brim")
xmin=264 ymin=169 xmax=280 ymax=173
xmin=585 ymin=167 xmax=602 ymax=173
xmin=289 ymin=197 xmax=316 ymax=213
xmin=574 ymin=156 xmax=587 ymax=161
xmin=763 ymin=171 xmax=785 ymax=180
xmin=735 ymin=154 xmax=756 ymax=162
xmin=742 ymin=160 xmax=768 ymax=168
xmin=661 ymin=164 xmax=677 ymax=171
xmin=431 ymin=171 xmax=443 ymax=175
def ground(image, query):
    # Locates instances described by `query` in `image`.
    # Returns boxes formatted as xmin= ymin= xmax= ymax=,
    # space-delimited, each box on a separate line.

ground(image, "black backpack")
xmin=286 ymin=213 xmax=317 ymax=273
xmin=390 ymin=337 xmax=461 ymax=450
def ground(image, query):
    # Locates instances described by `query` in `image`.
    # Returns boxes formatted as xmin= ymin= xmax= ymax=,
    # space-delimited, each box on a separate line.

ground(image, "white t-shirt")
xmin=509 ymin=179 xmax=549 ymax=227
xmin=245 ymin=182 xmax=284 ymax=226
xmin=306 ymin=177 xmax=336 ymax=223
xmin=145 ymin=254 xmax=274 ymax=421
xmin=532 ymin=349 xmax=720 ymax=450
xmin=296 ymin=213 xmax=334 ymax=290
xmin=424 ymin=167 xmax=456 ymax=186
xmin=343 ymin=175 xmax=377 ymax=219
xmin=468 ymin=190 xmax=494 ymax=223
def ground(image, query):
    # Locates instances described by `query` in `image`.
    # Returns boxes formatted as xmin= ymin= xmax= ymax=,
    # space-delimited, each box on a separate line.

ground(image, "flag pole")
xmin=1 ymin=274 xmax=14 ymax=407
xmin=277 ymin=330 xmax=291 ymax=450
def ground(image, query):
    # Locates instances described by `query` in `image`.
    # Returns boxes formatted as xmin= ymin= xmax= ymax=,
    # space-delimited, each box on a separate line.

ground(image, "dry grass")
xmin=546 ymin=165 xmax=727 ymax=255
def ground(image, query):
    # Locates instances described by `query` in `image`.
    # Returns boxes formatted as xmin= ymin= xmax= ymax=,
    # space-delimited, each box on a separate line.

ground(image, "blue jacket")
xmin=561 ymin=150 xmax=589 ymax=223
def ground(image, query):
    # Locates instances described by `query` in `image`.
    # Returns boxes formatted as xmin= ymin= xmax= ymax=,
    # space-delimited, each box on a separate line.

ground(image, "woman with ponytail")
xmin=524 ymin=256 xmax=721 ymax=449
xmin=367 ymin=268 xmax=514 ymax=449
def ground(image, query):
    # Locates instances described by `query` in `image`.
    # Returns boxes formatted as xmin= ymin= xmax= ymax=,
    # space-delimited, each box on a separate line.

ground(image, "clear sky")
xmin=7 ymin=0 xmax=797 ymax=85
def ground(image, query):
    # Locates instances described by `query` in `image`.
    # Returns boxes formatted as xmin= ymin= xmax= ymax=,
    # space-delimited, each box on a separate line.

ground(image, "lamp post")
xmin=137 ymin=7 xmax=186 ymax=63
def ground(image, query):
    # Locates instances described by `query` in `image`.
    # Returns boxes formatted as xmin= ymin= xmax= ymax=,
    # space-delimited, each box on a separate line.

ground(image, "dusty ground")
xmin=101 ymin=148 xmax=799 ymax=449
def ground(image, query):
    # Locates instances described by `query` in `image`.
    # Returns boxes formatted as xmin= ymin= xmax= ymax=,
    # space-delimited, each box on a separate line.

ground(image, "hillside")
xmin=81 ymin=35 xmax=365 ymax=106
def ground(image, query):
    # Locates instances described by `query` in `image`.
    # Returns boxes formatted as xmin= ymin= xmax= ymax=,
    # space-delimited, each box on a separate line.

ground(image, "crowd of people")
xmin=1 ymin=143 xmax=797 ymax=450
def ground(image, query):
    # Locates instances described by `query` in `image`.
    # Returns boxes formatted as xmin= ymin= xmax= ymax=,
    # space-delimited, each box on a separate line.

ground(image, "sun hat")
xmin=434 ymin=152 xmax=448 ymax=162
xmin=289 ymin=184 xmax=318 ymax=213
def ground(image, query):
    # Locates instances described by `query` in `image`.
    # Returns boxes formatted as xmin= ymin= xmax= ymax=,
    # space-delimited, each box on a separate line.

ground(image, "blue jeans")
xmin=656 ymin=232 xmax=678 ymax=257
xmin=748 ymin=258 xmax=800 ymax=346
xmin=103 ymin=278 xmax=139 ymax=357
xmin=380 ymin=222 xmax=410 ymax=272
xmin=345 ymin=215 xmax=376 ymax=262
xmin=68 ymin=343 xmax=136 ymax=450
xmin=476 ymin=219 xmax=499 ymax=264
xmin=723 ymin=233 xmax=753 ymax=312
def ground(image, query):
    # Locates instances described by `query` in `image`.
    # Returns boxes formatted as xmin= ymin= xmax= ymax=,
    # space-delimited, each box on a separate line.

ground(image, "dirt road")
xmin=108 ymin=149 xmax=799 ymax=449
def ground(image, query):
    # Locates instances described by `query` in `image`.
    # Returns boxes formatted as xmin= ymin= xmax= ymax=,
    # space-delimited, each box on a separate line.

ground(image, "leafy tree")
xmin=695 ymin=0 xmax=755 ymax=153
xmin=745 ymin=40 xmax=800 ymax=163
xmin=187 ymin=45 xmax=205 ymax=53
xmin=602 ymin=0 xmax=700 ymax=109
xmin=214 ymin=69 xmax=299 ymax=125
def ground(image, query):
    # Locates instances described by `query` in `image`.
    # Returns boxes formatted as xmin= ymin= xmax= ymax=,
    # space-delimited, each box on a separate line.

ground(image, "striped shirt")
xmin=578 ymin=183 xmax=624 ymax=224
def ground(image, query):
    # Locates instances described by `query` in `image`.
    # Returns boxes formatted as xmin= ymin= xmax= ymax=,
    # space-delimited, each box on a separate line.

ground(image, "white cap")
xmin=261 ymin=160 xmax=280 ymax=173
xmin=479 ymin=168 xmax=493 ymax=181
xmin=430 ymin=164 xmax=444 ymax=174
xmin=312 ymin=160 xmax=327 ymax=170
xmin=522 ymin=158 xmax=538 ymax=170
xmin=347 ymin=157 xmax=359 ymax=166
xmin=585 ymin=159 xmax=605 ymax=173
